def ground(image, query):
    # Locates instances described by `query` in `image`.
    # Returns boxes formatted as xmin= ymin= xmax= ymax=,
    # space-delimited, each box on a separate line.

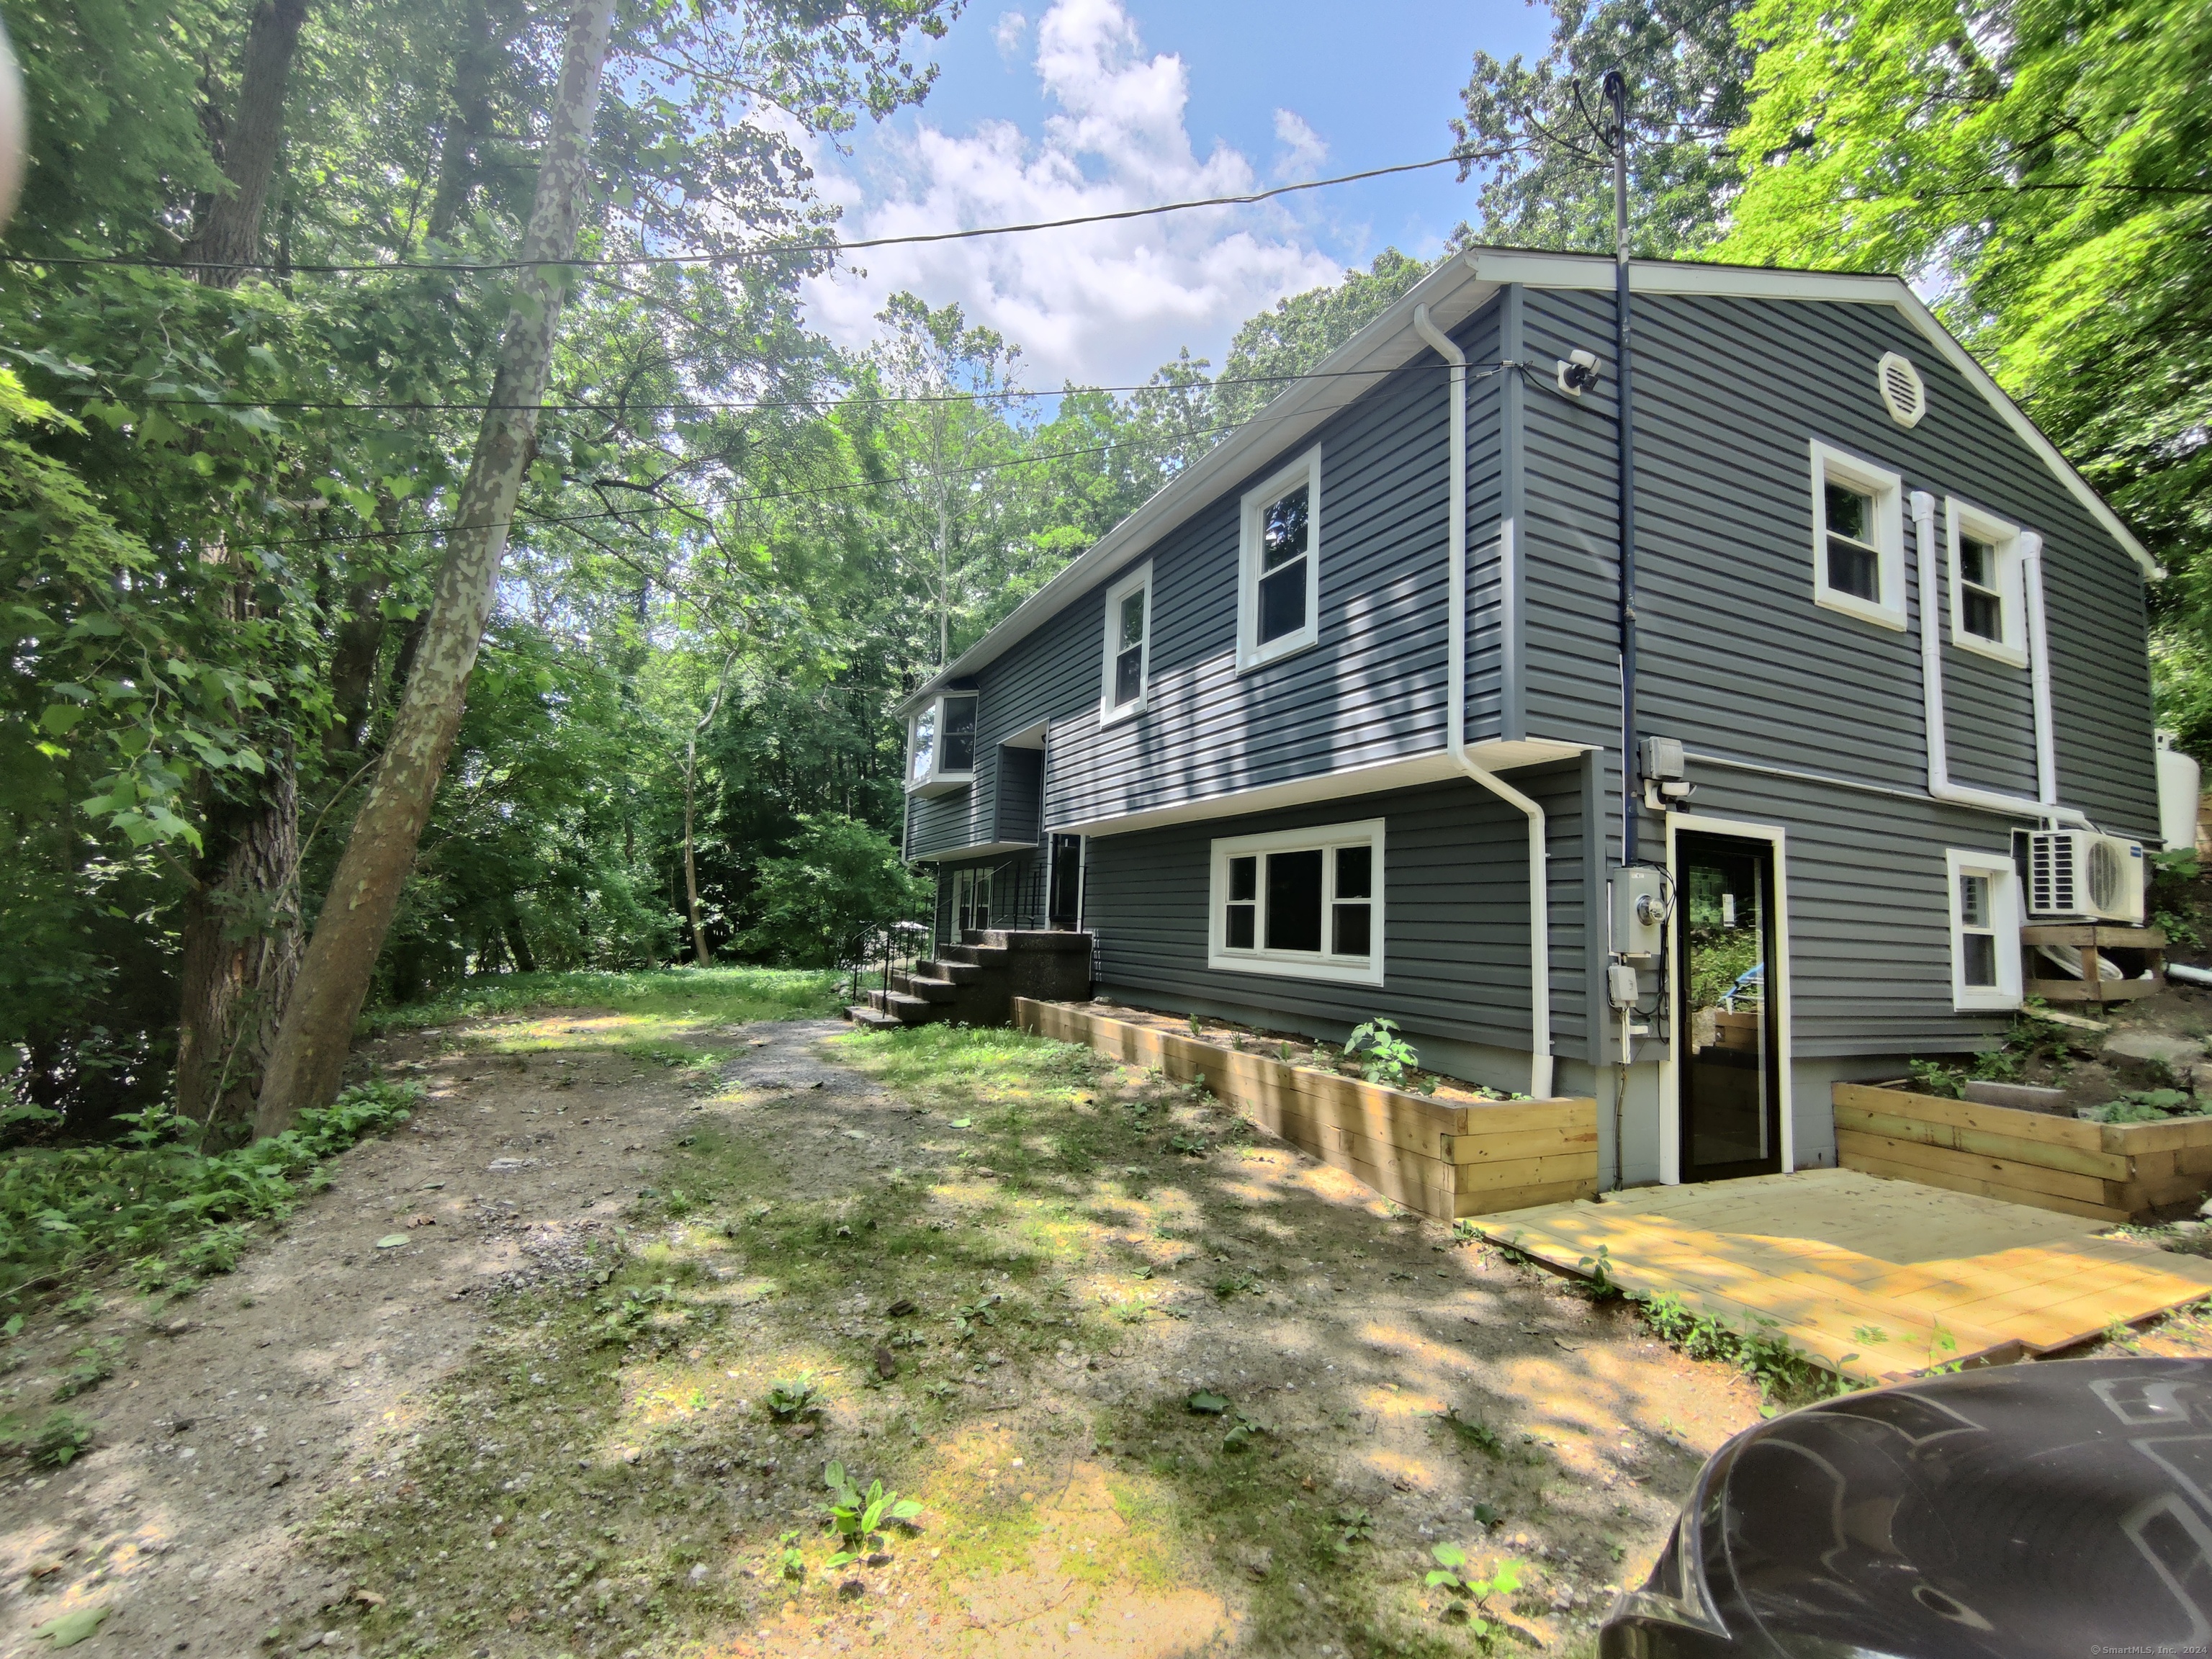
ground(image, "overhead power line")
xmin=0 ymin=150 xmax=1479 ymax=277
xmin=222 ymin=364 xmax=1531 ymax=557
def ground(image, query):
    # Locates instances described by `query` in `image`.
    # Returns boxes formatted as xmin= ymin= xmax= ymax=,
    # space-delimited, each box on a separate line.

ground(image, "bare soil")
xmin=1 ymin=1007 xmax=1772 ymax=1659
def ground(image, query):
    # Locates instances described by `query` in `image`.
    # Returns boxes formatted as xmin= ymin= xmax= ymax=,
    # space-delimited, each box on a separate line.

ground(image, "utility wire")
xmin=102 ymin=361 xmax=1465 ymax=416
xmin=0 ymin=150 xmax=1480 ymax=277
xmin=219 ymin=366 xmax=1530 ymax=557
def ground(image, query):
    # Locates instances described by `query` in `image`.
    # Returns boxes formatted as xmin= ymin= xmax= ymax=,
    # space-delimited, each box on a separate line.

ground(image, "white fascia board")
xmin=1466 ymin=247 xmax=2154 ymax=581
xmin=894 ymin=258 xmax=1503 ymax=717
xmin=1057 ymin=739 xmax=1587 ymax=840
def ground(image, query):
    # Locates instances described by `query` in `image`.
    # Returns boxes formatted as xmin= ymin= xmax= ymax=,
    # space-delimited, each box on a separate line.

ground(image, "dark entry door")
xmin=1048 ymin=835 xmax=1084 ymax=930
xmin=1676 ymin=832 xmax=1783 ymax=1181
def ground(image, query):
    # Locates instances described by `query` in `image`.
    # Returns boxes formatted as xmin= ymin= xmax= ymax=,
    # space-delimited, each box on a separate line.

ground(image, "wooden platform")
xmin=1473 ymin=1167 xmax=2212 ymax=1382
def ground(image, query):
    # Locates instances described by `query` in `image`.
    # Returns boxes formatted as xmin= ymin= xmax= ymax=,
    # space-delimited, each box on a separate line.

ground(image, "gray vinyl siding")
xmin=1516 ymin=287 xmax=2157 ymax=836
xmin=1672 ymin=765 xmax=2023 ymax=1058
xmin=1082 ymin=767 xmax=1586 ymax=1061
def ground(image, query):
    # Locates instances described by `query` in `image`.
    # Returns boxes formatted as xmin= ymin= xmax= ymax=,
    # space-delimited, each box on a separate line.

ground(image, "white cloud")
xmin=802 ymin=0 xmax=1342 ymax=387
xmin=1272 ymin=108 xmax=1327 ymax=178
xmin=992 ymin=10 xmax=1028 ymax=59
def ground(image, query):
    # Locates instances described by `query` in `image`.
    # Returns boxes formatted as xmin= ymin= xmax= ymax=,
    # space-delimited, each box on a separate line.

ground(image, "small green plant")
xmin=1424 ymin=1543 xmax=1521 ymax=1638
xmin=1211 ymin=1270 xmax=1263 ymax=1300
xmin=821 ymin=1461 xmax=922 ymax=1568
xmin=1331 ymin=1506 xmax=1375 ymax=1554
xmin=1440 ymin=1407 xmax=1503 ymax=1455
xmin=52 ymin=1339 xmax=121 ymax=1402
xmin=767 ymin=1375 xmax=821 ymax=1420
xmin=1576 ymin=1242 xmax=1619 ymax=1297
xmin=1907 ymin=1058 xmax=1967 ymax=1099
xmin=1165 ymin=1130 xmax=1208 ymax=1156
xmin=1188 ymin=1015 xmax=1203 ymax=1038
xmin=1278 ymin=1041 xmax=1292 ymax=1063
xmin=2 ymin=1408 xmax=94 ymax=1467
xmin=1185 ymin=1390 xmax=1230 ymax=1415
xmin=2086 ymin=1089 xmax=2200 ymax=1124
xmin=1344 ymin=1017 xmax=1420 ymax=1088
xmin=775 ymin=1530 xmax=806 ymax=1581
xmin=953 ymin=1294 xmax=1001 ymax=1336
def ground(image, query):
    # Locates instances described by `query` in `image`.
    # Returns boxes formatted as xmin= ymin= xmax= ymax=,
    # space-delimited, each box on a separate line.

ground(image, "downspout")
xmin=1415 ymin=303 xmax=1555 ymax=1099
xmin=1606 ymin=71 xmax=1640 ymax=868
xmin=1910 ymin=490 xmax=2086 ymax=827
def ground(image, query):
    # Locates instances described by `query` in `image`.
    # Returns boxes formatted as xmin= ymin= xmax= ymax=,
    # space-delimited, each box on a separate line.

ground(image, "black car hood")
xmin=1689 ymin=1357 xmax=2212 ymax=1658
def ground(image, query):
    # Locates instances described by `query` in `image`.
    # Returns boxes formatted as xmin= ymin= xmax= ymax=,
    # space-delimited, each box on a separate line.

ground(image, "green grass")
xmin=359 ymin=965 xmax=844 ymax=1035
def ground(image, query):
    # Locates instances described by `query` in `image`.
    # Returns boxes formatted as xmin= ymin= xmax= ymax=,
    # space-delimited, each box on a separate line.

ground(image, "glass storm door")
xmin=1676 ymin=833 xmax=1782 ymax=1181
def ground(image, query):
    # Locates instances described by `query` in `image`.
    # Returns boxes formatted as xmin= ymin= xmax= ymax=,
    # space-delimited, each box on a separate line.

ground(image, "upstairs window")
xmin=1100 ymin=562 xmax=1152 ymax=721
xmin=1809 ymin=441 xmax=1905 ymax=631
xmin=907 ymin=691 xmax=978 ymax=796
xmin=1946 ymin=498 xmax=2027 ymax=667
xmin=1238 ymin=448 xmax=1322 ymax=670
xmin=1210 ymin=819 xmax=1383 ymax=986
xmin=1946 ymin=849 xmax=2021 ymax=1012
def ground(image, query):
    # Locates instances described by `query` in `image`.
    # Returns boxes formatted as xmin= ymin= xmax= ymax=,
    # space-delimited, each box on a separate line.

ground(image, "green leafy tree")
xmin=742 ymin=814 xmax=924 ymax=968
xmin=1217 ymin=250 xmax=1432 ymax=426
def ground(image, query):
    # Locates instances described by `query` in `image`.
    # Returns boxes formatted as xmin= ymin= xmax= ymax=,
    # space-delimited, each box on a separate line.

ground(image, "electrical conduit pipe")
xmin=1414 ymin=303 xmax=1555 ymax=1099
xmin=1910 ymin=489 xmax=2085 ymax=829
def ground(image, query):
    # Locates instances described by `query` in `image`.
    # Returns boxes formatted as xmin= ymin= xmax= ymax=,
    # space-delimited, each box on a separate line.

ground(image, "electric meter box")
xmin=1611 ymin=866 xmax=1668 ymax=959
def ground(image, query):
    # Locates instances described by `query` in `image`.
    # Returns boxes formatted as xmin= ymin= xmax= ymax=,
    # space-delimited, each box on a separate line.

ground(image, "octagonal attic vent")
xmin=1877 ymin=351 xmax=1927 ymax=427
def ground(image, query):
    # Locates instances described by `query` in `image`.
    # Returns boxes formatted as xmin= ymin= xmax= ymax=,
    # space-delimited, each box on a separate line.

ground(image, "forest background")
xmin=0 ymin=0 xmax=2202 ymax=1143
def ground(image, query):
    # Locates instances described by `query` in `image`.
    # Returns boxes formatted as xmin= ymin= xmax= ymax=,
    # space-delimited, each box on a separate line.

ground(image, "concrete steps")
xmin=842 ymin=929 xmax=1092 ymax=1032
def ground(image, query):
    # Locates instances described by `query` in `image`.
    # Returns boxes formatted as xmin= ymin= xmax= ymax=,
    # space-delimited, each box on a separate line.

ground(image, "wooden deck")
xmin=1473 ymin=1166 xmax=2212 ymax=1382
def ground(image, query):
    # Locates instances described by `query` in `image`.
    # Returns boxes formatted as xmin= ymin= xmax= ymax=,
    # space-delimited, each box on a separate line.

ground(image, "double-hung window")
xmin=1210 ymin=819 xmax=1383 ymax=986
xmin=1945 ymin=849 xmax=2022 ymax=1012
xmin=1809 ymin=441 xmax=1905 ymax=631
xmin=1100 ymin=562 xmax=1151 ymax=721
xmin=1237 ymin=448 xmax=1321 ymax=670
xmin=1946 ymin=499 xmax=2028 ymax=667
xmin=906 ymin=691 xmax=978 ymax=796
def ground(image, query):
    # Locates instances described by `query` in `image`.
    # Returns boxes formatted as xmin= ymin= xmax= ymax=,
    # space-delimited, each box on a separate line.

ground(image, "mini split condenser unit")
xmin=2026 ymin=830 xmax=2146 ymax=924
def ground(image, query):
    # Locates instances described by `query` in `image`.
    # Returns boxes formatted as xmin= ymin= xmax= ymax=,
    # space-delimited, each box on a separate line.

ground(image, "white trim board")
xmin=1659 ymin=811 xmax=1797 ymax=1187
xmin=1057 ymin=739 xmax=1589 ymax=840
xmin=910 ymin=840 xmax=1037 ymax=865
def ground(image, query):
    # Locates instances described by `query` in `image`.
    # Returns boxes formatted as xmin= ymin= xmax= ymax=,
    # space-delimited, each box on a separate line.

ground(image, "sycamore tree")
xmin=1718 ymin=0 xmax=2211 ymax=734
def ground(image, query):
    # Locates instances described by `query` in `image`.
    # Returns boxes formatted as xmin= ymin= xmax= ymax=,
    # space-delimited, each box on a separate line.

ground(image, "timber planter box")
xmin=1015 ymin=998 xmax=1598 ymax=1221
xmin=1833 ymin=1081 xmax=2212 ymax=1222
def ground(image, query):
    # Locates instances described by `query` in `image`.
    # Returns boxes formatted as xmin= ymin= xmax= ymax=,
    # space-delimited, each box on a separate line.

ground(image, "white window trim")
xmin=904 ymin=691 xmax=978 ymax=796
xmin=1946 ymin=848 xmax=2023 ymax=1012
xmin=1809 ymin=439 xmax=1906 ymax=632
xmin=1099 ymin=561 xmax=1153 ymax=724
xmin=1207 ymin=817 xmax=1384 ymax=987
xmin=1945 ymin=498 xmax=2029 ymax=669
xmin=1236 ymin=446 xmax=1323 ymax=672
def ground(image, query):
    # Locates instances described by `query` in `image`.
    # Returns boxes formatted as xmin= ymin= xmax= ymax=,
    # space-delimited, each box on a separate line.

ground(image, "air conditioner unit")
xmin=2026 ymin=830 xmax=2146 ymax=923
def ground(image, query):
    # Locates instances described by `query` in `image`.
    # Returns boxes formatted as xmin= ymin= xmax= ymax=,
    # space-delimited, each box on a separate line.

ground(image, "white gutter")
xmin=1415 ymin=304 xmax=1555 ymax=1099
xmin=1911 ymin=490 xmax=2085 ymax=828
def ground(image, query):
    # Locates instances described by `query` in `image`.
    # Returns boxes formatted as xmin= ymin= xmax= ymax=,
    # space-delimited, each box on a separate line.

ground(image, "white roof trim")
xmin=900 ymin=246 xmax=2152 ymax=713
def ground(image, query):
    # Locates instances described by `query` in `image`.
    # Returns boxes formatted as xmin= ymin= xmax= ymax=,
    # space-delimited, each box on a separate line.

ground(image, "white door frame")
xmin=1660 ymin=811 xmax=1796 ymax=1185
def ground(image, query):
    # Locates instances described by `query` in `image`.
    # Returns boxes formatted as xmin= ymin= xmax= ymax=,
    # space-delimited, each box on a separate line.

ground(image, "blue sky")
xmin=799 ymin=0 xmax=1556 ymax=387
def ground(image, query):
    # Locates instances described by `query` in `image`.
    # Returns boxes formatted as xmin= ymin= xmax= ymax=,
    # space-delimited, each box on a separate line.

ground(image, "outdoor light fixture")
xmin=1557 ymin=349 xmax=1602 ymax=397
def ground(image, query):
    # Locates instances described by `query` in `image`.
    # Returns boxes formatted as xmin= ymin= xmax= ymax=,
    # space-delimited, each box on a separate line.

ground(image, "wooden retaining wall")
xmin=1015 ymin=999 xmax=1599 ymax=1220
xmin=1834 ymin=1082 xmax=2212 ymax=1222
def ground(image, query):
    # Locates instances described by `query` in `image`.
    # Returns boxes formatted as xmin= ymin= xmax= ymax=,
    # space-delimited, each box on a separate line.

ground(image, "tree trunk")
xmin=425 ymin=0 xmax=516 ymax=245
xmin=253 ymin=0 xmax=619 ymax=1134
xmin=503 ymin=912 xmax=537 ymax=973
xmin=683 ymin=736 xmax=709 ymax=967
xmin=184 ymin=0 xmax=311 ymax=285
xmin=169 ymin=1 xmax=315 ymax=1135
xmin=173 ymin=760 xmax=302 ymax=1143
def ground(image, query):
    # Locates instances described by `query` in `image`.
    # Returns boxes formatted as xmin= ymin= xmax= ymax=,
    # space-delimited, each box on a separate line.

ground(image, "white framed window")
xmin=1100 ymin=562 xmax=1152 ymax=722
xmin=906 ymin=691 xmax=977 ymax=796
xmin=1236 ymin=447 xmax=1322 ymax=671
xmin=1945 ymin=849 xmax=2022 ymax=1012
xmin=1946 ymin=498 xmax=2028 ymax=668
xmin=1208 ymin=818 xmax=1383 ymax=986
xmin=1809 ymin=440 xmax=1906 ymax=631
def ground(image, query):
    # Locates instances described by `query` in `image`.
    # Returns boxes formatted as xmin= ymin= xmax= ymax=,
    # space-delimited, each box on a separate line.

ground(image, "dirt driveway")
xmin=1 ymin=1010 xmax=1768 ymax=1659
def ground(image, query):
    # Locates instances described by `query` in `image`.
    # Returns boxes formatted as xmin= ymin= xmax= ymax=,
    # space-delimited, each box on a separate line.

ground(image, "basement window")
xmin=907 ymin=692 xmax=978 ymax=796
xmin=1210 ymin=819 xmax=1384 ymax=986
xmin=1100 ymin=562 xmax=1152 ymax=721
xmin=1946 ymin=498 xmax=2028 ymax=667
xmin=1946 ymin=849 xmax=2021 ymax=1012
xmin=1809 ymin=441 xmax=1905 ymax=631
xmin=1237 ymin=447 xmax=1322 ymax=670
